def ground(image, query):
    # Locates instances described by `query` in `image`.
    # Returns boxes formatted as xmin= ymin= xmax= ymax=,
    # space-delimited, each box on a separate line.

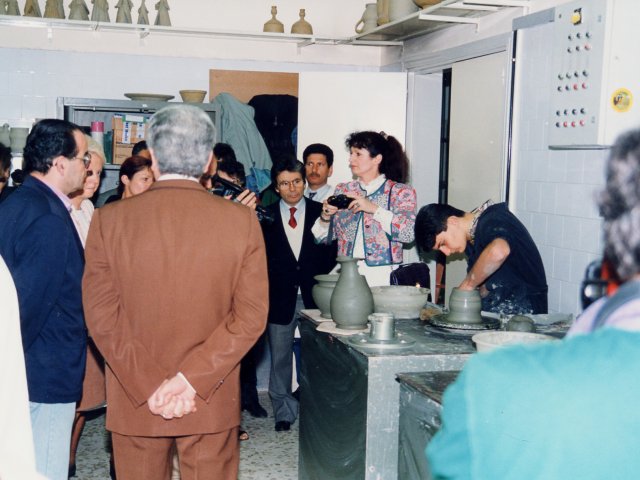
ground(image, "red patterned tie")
xmin=288 ymin=207 xmax=297 ymax=228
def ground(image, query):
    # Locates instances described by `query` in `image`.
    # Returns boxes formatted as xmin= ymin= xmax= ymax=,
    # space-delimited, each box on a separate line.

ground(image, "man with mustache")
xmin=303 ymin=143 xmax=334 ymax=202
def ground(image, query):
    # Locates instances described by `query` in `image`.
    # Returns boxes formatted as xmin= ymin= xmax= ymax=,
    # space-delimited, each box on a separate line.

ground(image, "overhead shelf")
xmin=0 ymin=0 xmax=529 ymax=47
xmin=0 ymin=15 xmax=353 ymax=47
xmin=351 ymin=0 xmax=530 ymax=42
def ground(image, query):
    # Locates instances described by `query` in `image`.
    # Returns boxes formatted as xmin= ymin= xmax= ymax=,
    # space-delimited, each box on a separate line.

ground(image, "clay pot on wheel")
xmin=330 ymin=256 xmax=374 ymax=329
xmin=312 ymin=274 xmax=340 ymax=319
xmin=447 ymin=288 xmax=482 ymax=324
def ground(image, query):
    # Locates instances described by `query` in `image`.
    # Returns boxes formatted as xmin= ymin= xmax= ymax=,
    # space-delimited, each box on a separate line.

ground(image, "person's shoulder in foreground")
xmin=427 ymin=328 xmax=640 ymax=480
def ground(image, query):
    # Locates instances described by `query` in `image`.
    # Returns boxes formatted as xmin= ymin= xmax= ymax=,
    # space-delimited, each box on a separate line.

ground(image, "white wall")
xmin=0 ymin=46 xmax=384 ymax=127
xmin=510 ymin=20 xmax=604 ymax=315
xmin=0 ymin=0 xmax=392 ymax=65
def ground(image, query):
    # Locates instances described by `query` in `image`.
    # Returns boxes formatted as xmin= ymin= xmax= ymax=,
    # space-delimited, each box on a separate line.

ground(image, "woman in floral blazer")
xmin=312 ymin=131 xmax=417 ymax=286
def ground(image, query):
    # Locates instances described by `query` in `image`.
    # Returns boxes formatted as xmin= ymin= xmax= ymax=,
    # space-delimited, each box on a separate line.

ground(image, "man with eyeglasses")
xmin=261 ymin=156 xmax=337 ymax=432
xmin=0 ymin=118 xmax=89 ymax=480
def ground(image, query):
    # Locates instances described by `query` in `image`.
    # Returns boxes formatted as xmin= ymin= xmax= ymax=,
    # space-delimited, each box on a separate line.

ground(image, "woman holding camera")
xmin=312 ymin=131 xmax=417 ymax=286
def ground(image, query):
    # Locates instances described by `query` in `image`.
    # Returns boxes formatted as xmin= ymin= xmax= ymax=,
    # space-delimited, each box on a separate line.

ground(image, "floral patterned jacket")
xmin=328 ymin=179 xmax=416 ymax=266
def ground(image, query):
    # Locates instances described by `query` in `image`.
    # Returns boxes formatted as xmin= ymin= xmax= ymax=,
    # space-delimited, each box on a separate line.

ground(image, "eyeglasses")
xmin=277 ymin=178 xmax=304 ymax=189
xmin=70 ymin=153 xmax=91 ymax=168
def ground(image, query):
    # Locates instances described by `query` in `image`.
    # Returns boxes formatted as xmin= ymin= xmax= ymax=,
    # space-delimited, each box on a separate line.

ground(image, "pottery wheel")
xmin=429 ymin=313 xmax=501 ymax=331
xmin=347 ymin=332 xmax=415 ymax=350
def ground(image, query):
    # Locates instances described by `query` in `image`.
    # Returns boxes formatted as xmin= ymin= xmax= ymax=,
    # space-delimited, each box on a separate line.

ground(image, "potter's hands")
xmin=457 ymin=279 xmax=488 ymax=297
xmin=346 ymin=194 xmax=378 ymax=215
xmin=225 ymin=189 xmax=257 ymax=211
xmin=457 ymin=279 xmax=477 ymax=291
xmin=147 ymin=375 xmax=197 ymax=420
xmin=321 ymin=200 xmax=338 ymax=221
xmin=459 ymin=238 xmax=511 ymax=293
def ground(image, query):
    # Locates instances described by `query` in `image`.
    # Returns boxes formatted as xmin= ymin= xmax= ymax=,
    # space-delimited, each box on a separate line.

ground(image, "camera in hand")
xmin=211 ymin=175 xmax=274 ymax=224
xmin=327 ymin=194 xmax=353 ymax=209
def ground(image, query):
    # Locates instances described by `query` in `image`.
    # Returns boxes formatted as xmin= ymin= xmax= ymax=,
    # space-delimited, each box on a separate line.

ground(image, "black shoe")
xmin=292 ymin=388 xmax=300 ymax=401
xmin=243 ymin=401 xmax=268 ymax=418
xmin=275 ymin=421 xmax=291 ymax=432
xmin=68 ymin=463 xmax=76 ymax=478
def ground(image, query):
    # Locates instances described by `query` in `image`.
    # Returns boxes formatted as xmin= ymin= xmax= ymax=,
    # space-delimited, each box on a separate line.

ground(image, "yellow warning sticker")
xmin=611 ymin=88 xmax=633 ymax=112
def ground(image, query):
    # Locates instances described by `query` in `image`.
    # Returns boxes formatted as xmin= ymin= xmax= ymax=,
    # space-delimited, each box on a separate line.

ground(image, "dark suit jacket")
xmin=82 ymin=180 xmax=268 ymax=436
xmin=261 ymin=199 xmax=337 ymax=325
xmin=0 ymin=175 xmax=86 ymax=403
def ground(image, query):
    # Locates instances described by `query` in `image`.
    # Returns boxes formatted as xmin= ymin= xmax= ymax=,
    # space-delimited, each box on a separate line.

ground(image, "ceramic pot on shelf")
xmin=377 ymin=0 xmax=390 ymax=25
xmin=330 ymin=256 xmax=374 ymax=329
xmin=291 ymin=8 xmax=313 ymax=34
xmin=263 ymin=5 xmax=284 ymax=33
xmin=312 ymin=274 xmax=340 ymax=319
xmin=355 ymin=3 xmax=378 ymax=34
xmin=413 ymin=0 xmax=442 ymax=8
xmin=388 ymin=0 xmax=418 ymax=22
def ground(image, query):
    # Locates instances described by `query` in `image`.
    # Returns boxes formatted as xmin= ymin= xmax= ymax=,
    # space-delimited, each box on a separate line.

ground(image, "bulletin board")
xmin=209 ymin=70 xmax=299 ymax=103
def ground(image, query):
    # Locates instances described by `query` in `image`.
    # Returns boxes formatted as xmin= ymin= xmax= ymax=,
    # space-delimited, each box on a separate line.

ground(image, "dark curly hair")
xmin=23 ymin=119 xmax=82 ymax=174
xmin=345 ymin=131 xmax=409 ymax=183
xmin=415 ymin=203 xmax=466 ymax=253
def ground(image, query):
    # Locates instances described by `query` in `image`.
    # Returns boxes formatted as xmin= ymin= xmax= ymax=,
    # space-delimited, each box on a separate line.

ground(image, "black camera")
xmin=211 ymin=175 xmax=274 ymax=224
xmin=327 ymin=194 xmax=353 ymax=209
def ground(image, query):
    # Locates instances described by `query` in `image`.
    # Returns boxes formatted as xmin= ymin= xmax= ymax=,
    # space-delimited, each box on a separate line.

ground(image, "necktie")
xmin=288 ymin=207 xmax=297 ymax=228
xmin=308 ymin=192 xmax=316 ymax=200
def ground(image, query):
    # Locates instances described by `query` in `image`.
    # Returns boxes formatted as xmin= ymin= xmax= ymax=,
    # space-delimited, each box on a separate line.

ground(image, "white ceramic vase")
xmin=388 ymin=0 xmax=418 ymax=22
xmin=355 ymin=3 xmax=378 ymax=34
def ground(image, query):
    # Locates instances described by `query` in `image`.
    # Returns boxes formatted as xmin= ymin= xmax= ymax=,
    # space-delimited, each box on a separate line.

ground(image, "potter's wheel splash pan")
xmin=429 ymin=313 xmax=501 ymax=331
xmin=348 ymin=332 xmax=415 ymax=350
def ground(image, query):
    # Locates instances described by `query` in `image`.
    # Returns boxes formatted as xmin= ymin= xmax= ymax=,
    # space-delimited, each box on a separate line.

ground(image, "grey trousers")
xmin=266 ymin=295 xmax=303 ymax=423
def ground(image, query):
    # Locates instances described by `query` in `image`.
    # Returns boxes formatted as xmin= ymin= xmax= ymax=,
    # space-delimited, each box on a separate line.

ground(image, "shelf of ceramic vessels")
xmin=351 ymin=0 xmax=530 ymax=42
xmin=0 ymin=14 xmax=403 ymax=47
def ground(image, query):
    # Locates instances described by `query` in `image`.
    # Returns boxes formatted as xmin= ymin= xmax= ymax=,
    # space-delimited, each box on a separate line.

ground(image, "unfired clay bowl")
xmin=447 ymin=287 xmax=482 ymax=324
xmin=506 ymin=315 xmax=535 ymax=332
xmin=371 ymin=285 xmax=430 ymax=319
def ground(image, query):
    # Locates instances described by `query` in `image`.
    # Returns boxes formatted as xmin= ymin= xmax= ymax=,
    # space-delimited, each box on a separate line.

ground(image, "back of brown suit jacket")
xmin=83 ymin=180 xmax=268 ymax=437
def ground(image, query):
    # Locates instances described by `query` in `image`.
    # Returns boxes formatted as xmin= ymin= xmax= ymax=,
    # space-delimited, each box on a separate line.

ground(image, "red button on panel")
xmin=582 ymin=83 xmax=588 ymax=89
xmin=573 ymin=84 xmax=579 ymax=90
xmin=579 ymin=120 xmax=586 ymax=126
xmin=571 ymin=121 xmax=576 ymax=127
xmin=563 ymin=122 xmax=568 ymax=127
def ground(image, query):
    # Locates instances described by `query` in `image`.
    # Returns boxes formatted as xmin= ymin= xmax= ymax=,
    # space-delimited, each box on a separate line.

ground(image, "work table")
xmin=297 ymin=310 xmax=474 ymax=480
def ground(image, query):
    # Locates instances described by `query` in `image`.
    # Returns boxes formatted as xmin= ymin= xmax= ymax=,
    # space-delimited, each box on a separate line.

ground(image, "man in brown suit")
xmin=82 ymin=104 xmax=268 ymax=480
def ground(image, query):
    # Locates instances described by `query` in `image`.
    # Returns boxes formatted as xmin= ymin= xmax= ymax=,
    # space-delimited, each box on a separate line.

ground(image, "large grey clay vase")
xmin=330 ymin=256 xmax=374 ymax=329
xmin=312 ymin=274 xmax=339 ymax=319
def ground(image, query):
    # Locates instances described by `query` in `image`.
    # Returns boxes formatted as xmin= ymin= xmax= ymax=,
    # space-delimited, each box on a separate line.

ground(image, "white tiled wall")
xmin=511 ymin=22 xmax=606 ymax=316
xmin=0 ymin=47 xmax=378 ymax=127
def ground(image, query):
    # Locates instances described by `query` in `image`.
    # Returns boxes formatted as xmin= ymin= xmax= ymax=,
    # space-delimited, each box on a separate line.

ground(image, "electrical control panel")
xmin=549 ymin=0 xmax=639 ymax=149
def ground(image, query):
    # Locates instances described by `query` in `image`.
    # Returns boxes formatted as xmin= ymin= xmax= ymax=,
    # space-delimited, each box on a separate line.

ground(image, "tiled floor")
xmin=73 ymin=393 xmax=298 ymax=479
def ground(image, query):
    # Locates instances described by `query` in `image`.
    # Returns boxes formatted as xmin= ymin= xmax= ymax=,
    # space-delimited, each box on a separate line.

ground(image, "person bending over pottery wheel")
xmin=426 ymin=128 xmax=640 ymax=480
xmin=415 ymin=201 xmax=547 ymax=315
